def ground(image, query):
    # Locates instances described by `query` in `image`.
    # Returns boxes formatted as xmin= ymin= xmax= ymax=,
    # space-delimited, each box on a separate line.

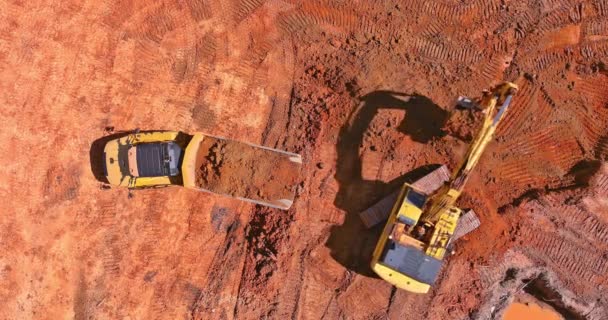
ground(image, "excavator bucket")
xmin=182 ymin=134 xmax=302 ymax=210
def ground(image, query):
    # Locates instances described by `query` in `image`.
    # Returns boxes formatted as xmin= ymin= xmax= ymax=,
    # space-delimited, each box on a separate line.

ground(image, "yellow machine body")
xmin=371 ymin=82 xmax=518 ymax=293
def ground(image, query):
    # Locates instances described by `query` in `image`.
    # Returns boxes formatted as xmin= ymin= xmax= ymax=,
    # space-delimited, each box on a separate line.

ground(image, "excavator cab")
xmin=396 ymin=186 xmax=428 ymax=226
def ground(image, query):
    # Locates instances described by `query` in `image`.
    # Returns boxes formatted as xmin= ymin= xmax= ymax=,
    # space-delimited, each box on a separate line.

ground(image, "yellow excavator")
xmin=368 ymin=82 xmax=518 ymax=293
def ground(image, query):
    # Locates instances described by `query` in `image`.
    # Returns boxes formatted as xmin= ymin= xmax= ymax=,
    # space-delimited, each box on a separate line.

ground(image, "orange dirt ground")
xmin=1 ymin=0 xmax=608 ymax=319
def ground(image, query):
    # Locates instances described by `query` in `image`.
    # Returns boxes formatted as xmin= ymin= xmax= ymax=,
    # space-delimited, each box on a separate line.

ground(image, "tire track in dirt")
xmin=192 ymin=209 xmax=245 ymax=318
xmin=404 ymin=0 xmax=501 ymax=23
xmin=580 ymin=39 xmax=608 ymax=58
xmin=410 ymin=38 xmax=482 ymax=64
xmin=594 ymin=170 xmax=608 ymax=194
xmin=494 ymin=124 xmax=582 ymax=192
xmin=519 ymin=48 xmax=574 ymax=72
xmin=137 ymin=192 xmax=168 ymax=273
xmin=101 ymin=191 xmax=179 ymax=319
xmin=597 ymin=135 xmax=608 ymax=159
xmin=537 ymin=6 xmax=582 ymax=33
xmin=495 ymin=80 xmax=540 ymax=138
xmin=168 ymin=30 xmax=201 ymax=84
xmin=188 ymin=33 xmax=221 ymax=130
xmin=127 ymin=2 xmax=181 ymax=44
xmin=513 ymin=164 xmax=608 ymax=295
xmin=233 ymin=0 xmax=267 ymax=24
xmin=293 ymin=245 xmax=347 ymax=319
xmin=273 ymin=248 xmax=310 ymax=319
xmin=185 ymin=0 xmax=214 ymax=22
xmin=100 ymin=0 xmax=137 ymax=29
xmin=527 ymin=229 xmax=608 ymax=292
xmin=163 ymin=48 xmax=216 ymax=129
xmin=277 ymin=2 xmax=375 ymax=36
xmin=97 ymin=198 xmax=123 ymax=277
xmin=112 ymin=0 xmax=226 ymax=132
xmin=591 ymin=0 xmax=608 ymax=16
xmin=583 ymin=18 xmax=608 ymax=38
xmin=130 ymin=38 xmax=173 ymax=82
xmin=167 ymin=198 xmax=240 ymax=319
xmin=577 ymin=74 xmax=608 ymax=109
xmin=572 ymin=74 xmax=608 ymax=151
xmin=193 ymin=43 xmax=273 ymax=137
xmin=276 ymin=171 xmax=348 ymax=319
xmin=42 ymin=164 xmax=81 ymax=205
xmin=526 ymin=196 xmax=608 ymax=248
xmin=477 ymin=252 xmax=537 ymax=290
xmin=477 ymin=53 xmax=514 ymax=85
xmin=259 ymin=47 xmax=296 ymax=148
xmin=122 ymin=2 xmax=213 ymax=86
xmin=511 ymin=4 xmax=581 ymax=52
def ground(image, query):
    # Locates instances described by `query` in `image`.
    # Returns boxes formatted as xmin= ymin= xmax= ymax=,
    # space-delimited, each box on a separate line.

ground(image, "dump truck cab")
xmin=127 ymin=141 xmax=183 ymax=178
xmin=103 ymin=131 xmax=188 ymax=188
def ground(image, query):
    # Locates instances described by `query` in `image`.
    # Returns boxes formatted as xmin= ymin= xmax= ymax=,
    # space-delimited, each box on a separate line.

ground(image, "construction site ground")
xmin=1 ymin=0 xmax=608 ymax=319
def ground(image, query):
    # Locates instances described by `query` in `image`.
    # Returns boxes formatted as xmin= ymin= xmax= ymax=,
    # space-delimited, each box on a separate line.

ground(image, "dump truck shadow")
xmin=327 ymin=91 xmax=448 ymax=276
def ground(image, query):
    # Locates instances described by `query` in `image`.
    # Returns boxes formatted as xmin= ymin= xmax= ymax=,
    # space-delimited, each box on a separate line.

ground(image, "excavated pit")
xmin=522 ymin=275 xmax=586 ymax=320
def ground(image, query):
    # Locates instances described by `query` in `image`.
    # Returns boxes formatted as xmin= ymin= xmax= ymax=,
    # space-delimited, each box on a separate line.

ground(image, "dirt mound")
xmin=195 ymin=137 xmax=300 ymax=206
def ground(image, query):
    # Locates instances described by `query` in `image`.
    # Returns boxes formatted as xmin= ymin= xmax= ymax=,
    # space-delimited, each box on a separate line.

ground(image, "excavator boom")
xmin=422 ymin=82 xmax=518 ymax=224
xmin=448 ymin=84 xmax=517 ymax=193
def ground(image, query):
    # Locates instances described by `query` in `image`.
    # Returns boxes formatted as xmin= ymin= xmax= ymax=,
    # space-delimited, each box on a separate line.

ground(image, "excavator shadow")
xmin=327 ymin=90 xmax=448 ymax=276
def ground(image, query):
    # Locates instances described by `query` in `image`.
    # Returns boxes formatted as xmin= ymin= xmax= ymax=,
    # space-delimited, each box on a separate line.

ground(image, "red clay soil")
xmin=195 ymin=136 xmax=300 ymax=205
xmin=1 ymin=0 xmax=608 ymax=319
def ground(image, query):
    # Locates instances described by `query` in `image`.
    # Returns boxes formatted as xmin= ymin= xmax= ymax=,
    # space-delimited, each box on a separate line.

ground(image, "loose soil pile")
xmin=194 ymin=137 xmax=300 ymax=206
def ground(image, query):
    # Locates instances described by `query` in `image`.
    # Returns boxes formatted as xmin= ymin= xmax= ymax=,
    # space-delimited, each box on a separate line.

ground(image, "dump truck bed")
xmin=182 ymin=133 xmax=302 ymax=210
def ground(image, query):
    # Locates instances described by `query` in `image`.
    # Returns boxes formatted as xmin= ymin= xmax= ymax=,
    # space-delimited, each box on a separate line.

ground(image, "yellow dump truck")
xmin=102 ymin=131 xmax=302 ymax=210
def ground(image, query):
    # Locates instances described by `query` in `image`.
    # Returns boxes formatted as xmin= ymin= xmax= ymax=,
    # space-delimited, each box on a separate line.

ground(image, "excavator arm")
xmin=449 ymin=83 xmax=517 ymax=191
xmin=421 ymin=82 xmax=518 ymax=224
